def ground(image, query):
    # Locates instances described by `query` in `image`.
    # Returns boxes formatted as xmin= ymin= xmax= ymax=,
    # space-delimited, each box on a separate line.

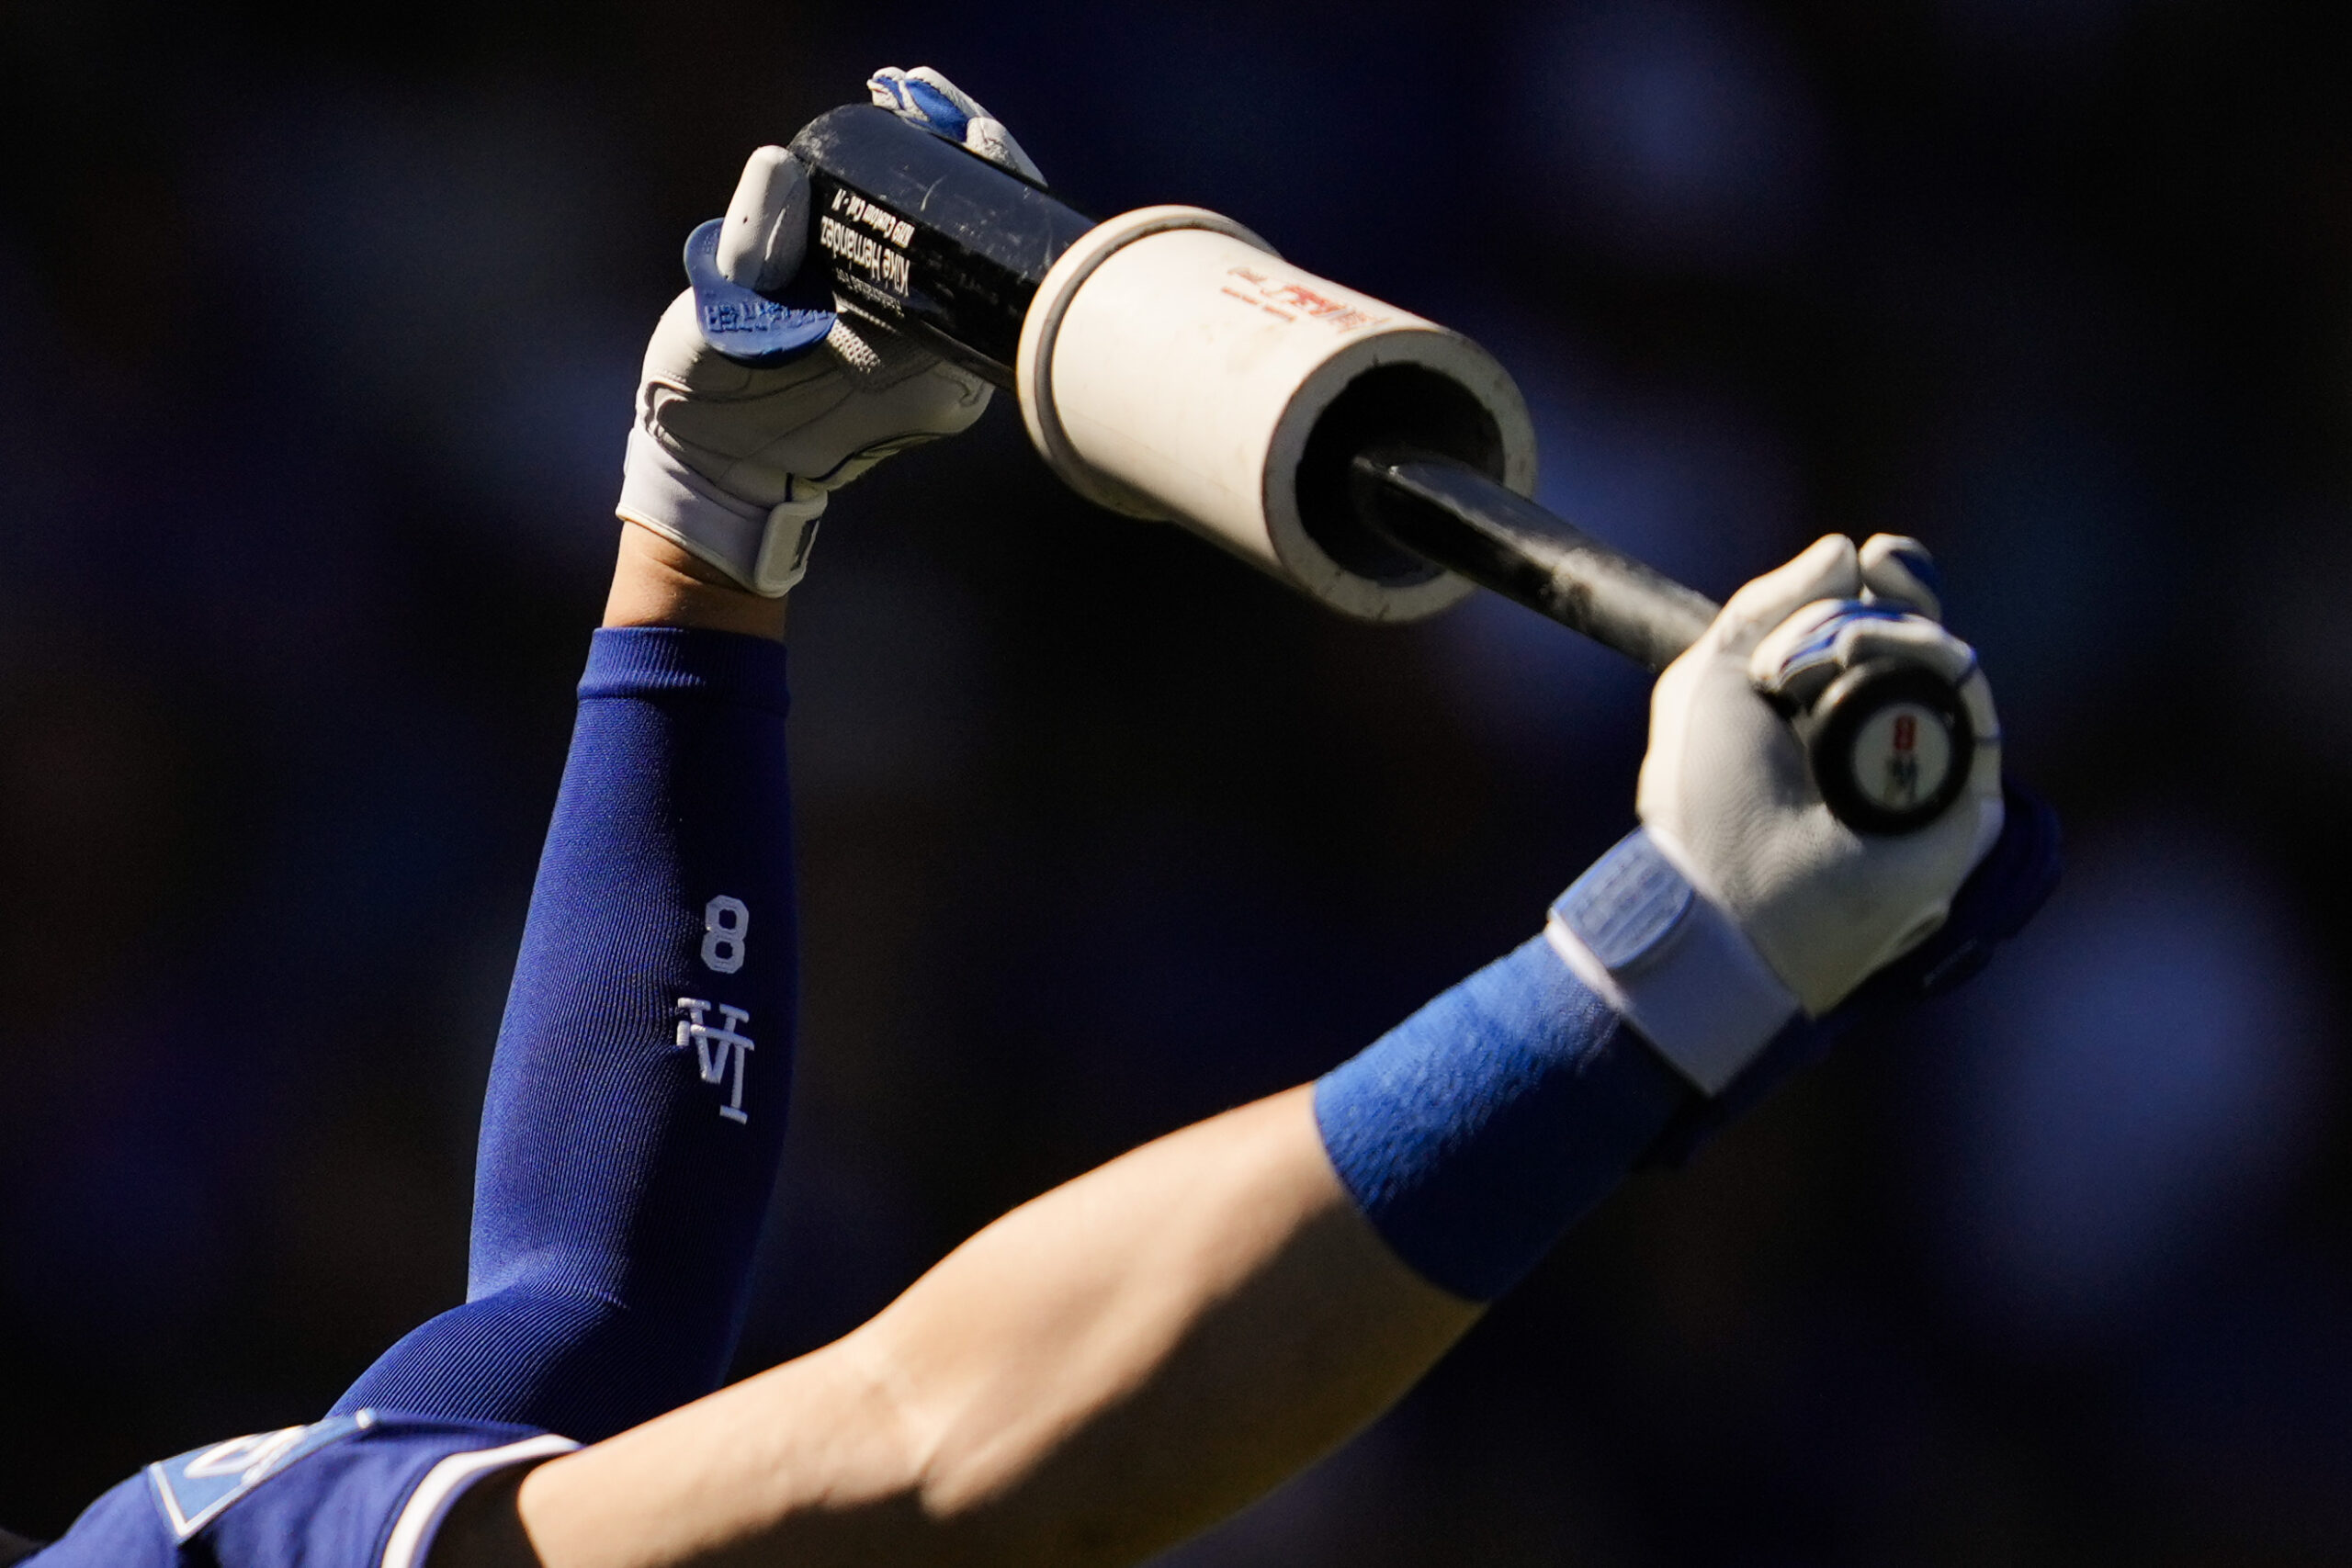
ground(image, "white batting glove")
xmin=1547 ymin=535 xmax=2003 ymax=1092
xmin=616 ymin=67 xmax=1035 ymax=596
xmin=864 ymin=65 xmax=1042 ymax=182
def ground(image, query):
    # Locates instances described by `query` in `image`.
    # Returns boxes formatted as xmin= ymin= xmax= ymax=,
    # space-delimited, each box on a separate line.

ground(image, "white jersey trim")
xmin=379 ymin=1433 xmax=579 ymax=1568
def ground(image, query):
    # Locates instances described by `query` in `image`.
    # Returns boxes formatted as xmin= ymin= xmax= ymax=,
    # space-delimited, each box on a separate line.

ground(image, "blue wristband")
xmin=1314 ymin=937 xmax=1692 ymax=1302
xmin=1317 ymin=788 xmax=2063 ymax=1297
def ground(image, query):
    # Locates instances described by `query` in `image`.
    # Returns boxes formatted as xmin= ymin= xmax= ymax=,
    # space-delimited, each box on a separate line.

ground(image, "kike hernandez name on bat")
xmin=820 ymin=187 xmax=915 ymax=298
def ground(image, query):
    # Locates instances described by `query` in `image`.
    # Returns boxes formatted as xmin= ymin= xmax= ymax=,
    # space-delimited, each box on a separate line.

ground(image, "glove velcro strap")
xmin=616 ymin=427 xmax=824 ymax=597
xmin=1544 ymin=829 xmax=1799 ymax=1095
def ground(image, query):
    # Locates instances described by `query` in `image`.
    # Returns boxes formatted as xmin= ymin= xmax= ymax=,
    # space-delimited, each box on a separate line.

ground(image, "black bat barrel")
xmin=783 ymin=107 xmax=1715 ymax=671
xmin=788 ymin=105 xmax=1097 ymax=385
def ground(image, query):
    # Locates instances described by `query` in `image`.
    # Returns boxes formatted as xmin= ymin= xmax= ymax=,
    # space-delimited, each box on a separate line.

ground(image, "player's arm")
xmin=483 ymin=1086 xmax=1466 ymax=1568
xmin=327 ymin=75 xmax=1004 ymax=1449
xmin=434 ymin=540 xmax=2056 ymax=1568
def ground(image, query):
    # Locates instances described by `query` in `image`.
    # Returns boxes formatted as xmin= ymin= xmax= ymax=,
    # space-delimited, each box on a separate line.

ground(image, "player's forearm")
xmin=840 ymin=1086 xmax=1482 ymax=1562
xmin=508 ymin=1088 xmax=1480 ymax=1568
xmin=342 ymin=506 xmax=808 ymax=1447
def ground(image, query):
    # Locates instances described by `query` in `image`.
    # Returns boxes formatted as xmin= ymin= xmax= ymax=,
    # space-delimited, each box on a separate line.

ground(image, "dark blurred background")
xmin=2 ymin=0 xmax=2348 ymax=1560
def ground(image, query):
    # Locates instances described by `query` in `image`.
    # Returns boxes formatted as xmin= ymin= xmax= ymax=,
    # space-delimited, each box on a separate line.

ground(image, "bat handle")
xmin=1345 ymin=449 xmax=1973 ymax=835
xmin=1346 ymin=447 xmax=1716 ymax=673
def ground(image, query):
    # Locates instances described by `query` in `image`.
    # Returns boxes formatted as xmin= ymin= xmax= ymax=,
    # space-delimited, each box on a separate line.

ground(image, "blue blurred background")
xmin=3 ymin=0 xmax=2349 ymax=1560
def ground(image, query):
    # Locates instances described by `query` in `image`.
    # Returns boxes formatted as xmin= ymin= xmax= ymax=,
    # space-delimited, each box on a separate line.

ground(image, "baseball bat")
xmin=695 ymin=103 xmax=1973 ymax=833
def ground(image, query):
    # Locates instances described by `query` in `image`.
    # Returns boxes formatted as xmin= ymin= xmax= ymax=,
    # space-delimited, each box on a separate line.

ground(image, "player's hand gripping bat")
xmin=693 ymin=100 xmax=1973 ymax=835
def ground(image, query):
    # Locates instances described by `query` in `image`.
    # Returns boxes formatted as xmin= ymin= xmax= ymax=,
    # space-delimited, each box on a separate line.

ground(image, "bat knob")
xmin=1794 ymin=658 xmax=1974 ymax=835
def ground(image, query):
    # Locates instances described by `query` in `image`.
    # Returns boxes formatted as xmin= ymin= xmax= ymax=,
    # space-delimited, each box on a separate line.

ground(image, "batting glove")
xmin=1548 ymin=534 xmax=2006 ymax=1093
xmin=1642 ymin=774 xmax=2061 ymax=1165
xmin=616 ymin=67 xmax=1035 ymax=596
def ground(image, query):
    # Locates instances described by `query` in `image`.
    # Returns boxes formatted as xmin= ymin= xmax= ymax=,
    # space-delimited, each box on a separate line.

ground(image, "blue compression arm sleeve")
xmin=333 ymin=628 xmax=797 ymax=1441
xmin=1314 ymin=939 xmax=1690 ymax=1303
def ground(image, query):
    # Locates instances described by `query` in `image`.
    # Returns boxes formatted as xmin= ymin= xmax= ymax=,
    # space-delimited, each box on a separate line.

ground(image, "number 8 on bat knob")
xmin=1785 ymin=659 xmax=1974 ymax=836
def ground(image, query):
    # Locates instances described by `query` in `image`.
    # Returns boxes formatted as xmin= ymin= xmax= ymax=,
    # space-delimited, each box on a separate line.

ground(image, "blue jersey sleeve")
xmin=27 ymin=1412 xmax=574 ymax=1568
xmin=332 ymin=627 xmax=800 ymax=1441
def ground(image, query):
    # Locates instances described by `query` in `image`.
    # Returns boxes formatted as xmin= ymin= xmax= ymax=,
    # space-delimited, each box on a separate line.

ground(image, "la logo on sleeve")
xmin=146 ymin=1411 xmax=376 ymax=1540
